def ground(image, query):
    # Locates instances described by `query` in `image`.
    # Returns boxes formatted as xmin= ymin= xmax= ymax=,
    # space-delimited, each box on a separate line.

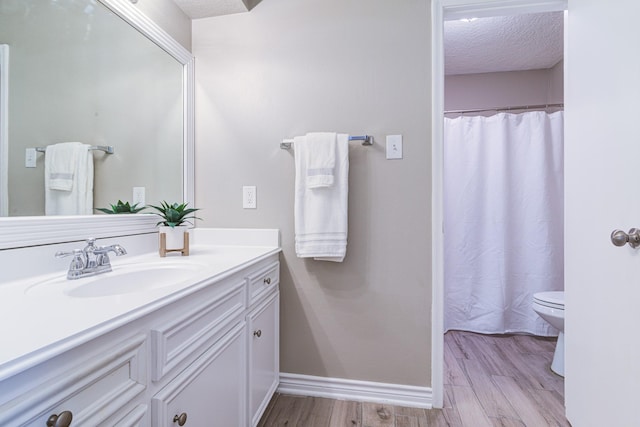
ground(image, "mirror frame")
xmin=0 ymin=44 xmax=7 ymax=217
xmin=0 ymin=0 xmax=194 ymax=250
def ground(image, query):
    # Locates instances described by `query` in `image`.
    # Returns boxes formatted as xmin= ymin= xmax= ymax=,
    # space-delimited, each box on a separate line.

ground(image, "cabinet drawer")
xmin=0 ymin=334 xmax=147 ymax=427
xmin=247 ymin=261 xmax=279 ymax=305
xmin=152 ymin=322 xmax=247 ymax=427
xmin=151 ymin=279 xmax=246 ymax=381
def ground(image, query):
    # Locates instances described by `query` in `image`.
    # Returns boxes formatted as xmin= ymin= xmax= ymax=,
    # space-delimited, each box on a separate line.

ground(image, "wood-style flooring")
xmin=258 ymin=331 xmax=570 ymax=426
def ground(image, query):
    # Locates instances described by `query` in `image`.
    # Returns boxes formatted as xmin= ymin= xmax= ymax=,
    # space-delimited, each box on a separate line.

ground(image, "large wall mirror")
xmin=0 ymin=0 xmax=194 ymax=249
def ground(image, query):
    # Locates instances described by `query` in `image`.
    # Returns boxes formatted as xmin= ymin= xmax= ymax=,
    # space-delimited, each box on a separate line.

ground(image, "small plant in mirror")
xmin=96 ymin=200 xmax=146 ymax=214
xmin=149 ymin=201 xmax=201 ymax=228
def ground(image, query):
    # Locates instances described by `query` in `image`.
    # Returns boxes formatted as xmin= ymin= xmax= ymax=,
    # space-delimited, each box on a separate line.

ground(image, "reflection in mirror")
xmin=0 ymin=0 xmax=183 ymax=216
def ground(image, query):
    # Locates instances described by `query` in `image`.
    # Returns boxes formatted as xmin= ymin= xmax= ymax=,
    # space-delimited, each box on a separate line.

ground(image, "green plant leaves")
xmin=148 ymin=201 xmax=201 ymax=228
xmin=96 ymin=200 xmax=145 ymax=214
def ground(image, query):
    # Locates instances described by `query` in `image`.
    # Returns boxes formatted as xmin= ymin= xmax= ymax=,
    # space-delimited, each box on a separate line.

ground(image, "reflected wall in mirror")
xmin=0 ymin=0 xmax=183 ymax=216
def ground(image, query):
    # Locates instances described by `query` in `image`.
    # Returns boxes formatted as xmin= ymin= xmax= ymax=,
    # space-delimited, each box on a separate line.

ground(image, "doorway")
xmin=430 ymin=0 xmax=568 ymax=409
xmin=443 ymin=13 xmax=564 ymax=335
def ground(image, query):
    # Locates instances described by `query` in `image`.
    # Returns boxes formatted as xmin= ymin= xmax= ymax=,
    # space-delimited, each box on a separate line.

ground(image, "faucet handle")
xmin=55 ymin=249 xmax=83 ymax=259
xmin=55 ymin=249 xmax=85 ymax=274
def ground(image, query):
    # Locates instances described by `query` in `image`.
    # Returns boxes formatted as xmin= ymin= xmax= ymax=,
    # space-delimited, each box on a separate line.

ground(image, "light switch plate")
xmin=25 ymin=148 xmax=37 ymax=168
xmin=386 ymin=135 xmax=403 ymax=160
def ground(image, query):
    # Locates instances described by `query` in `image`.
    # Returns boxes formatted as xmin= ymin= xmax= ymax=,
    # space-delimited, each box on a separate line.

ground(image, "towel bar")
xmin=35 ymin=145 xmax=114 ymax=154
xmin=280 ymin=135 xmax=373 ymax=149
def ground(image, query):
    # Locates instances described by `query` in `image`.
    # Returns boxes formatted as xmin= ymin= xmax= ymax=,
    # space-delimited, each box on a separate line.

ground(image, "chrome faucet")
xmin=55 ymin=238 xmax=127 ymax=279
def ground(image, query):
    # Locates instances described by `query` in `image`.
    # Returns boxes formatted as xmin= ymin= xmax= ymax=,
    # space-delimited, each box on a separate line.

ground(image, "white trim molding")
xmin=441 ymin=0 xmax=567 ymax=20
xmin=430 ymin=0 xmax=446 ymax=409
xmin=278 ymin=373 xmax=433 ymax=409
xmin=0 ymin=215 xmax=158 ymax=250
xmin=431 ymin=0 xmax=569 ymax=410
xmin=0 ymin=44 xmax=8 ymax=217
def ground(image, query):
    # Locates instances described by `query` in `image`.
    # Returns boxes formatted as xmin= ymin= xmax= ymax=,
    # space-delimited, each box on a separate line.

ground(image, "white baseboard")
xmin=277 ymin=373 xmax=433 ymax=409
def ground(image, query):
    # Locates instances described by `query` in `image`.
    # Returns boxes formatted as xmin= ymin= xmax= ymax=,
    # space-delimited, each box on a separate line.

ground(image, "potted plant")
xmin=148 ymin=201 xmax=201 ymax=255
xmin=95 ymin=200 xmax=146 ymax=214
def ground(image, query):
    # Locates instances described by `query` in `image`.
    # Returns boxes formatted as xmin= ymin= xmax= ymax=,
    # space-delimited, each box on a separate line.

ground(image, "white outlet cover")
xmin=243 ymin=186 xmax=257 ymax=209
xmin=132 ymin=187 xmax=145 ymax=206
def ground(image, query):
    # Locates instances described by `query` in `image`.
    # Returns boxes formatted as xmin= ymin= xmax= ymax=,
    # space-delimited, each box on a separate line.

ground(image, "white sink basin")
xmin=25 ymin=261 xmax=207 ymax=298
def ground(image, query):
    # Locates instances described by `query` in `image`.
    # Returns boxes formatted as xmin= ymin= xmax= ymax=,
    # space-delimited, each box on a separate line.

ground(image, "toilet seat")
xmin=533 ymin=291 xmax=564 ymax=310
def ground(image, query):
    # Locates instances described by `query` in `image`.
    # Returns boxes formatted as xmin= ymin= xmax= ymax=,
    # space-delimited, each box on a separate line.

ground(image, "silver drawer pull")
xmin=254 ymin=329 xmax=262 ymax=338
xmin=46 ymin=411 xmax=73 ymax=427
xmin=263 ymin=277 xmax=271 ymax=285
xmin=173 ymin=412 xmax=187 ymax=426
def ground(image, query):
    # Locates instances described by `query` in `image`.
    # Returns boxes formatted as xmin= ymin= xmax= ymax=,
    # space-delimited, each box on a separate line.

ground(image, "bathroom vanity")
xmin=0 ymin=230 xmax=280 ymax=427
xmin=0 ymin=1 xmax=279 ymax=424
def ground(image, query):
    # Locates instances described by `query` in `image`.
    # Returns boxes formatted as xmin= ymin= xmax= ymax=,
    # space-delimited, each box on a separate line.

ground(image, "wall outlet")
xmin=243 ymin=186 xmax=257 ymax=209
xmin=132 ymin=187 xmax=145 ymax=207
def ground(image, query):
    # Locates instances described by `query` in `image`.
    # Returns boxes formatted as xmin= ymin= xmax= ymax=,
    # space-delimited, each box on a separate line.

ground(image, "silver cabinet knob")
xmin=173 ymin=412 xmax=187 ymax=426
xmin=611 ymin=228 xmax=640 ymax=248
xmin=46 ymin=411 xmax=73 ymax=427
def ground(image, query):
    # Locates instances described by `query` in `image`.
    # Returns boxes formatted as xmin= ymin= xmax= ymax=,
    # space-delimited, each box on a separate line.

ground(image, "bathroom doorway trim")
xmin=430 ymin=0 xmax=568 ymax=408
xmin=0 ymin=45 xmax=8 ymax=217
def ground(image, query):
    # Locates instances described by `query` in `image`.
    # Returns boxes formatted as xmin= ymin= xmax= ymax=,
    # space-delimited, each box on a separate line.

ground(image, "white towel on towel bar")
xmin=45 ymin=142 xmax=80 ymax=191
xmin=45 ymin=142 xmax=94 ymax=215
xmin=304 ymin=132 xmax=337 ymax=188
xmin=294 ymin=133 xmax=349 ymax=262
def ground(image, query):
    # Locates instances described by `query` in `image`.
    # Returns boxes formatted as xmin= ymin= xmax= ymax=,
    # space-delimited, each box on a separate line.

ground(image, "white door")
xmin=565 ymin=1 xmax=640 ymax=425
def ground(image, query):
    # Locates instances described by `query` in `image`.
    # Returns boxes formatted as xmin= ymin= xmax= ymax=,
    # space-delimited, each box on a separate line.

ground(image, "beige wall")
xmin=134 ymin=0 xmax=192 ymax=51
xmin=193 ymin=0 xmax=432 ymax=386
xmin=548 ymin=60 xmax=564 ymax=104
xmin=445 ymin=61 xmax=564 ymax=112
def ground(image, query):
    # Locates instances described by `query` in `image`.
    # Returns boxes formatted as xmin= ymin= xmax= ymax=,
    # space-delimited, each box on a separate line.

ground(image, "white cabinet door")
xmin=247 ymin=291 xmax=279 ymax=426
xmin=152 ymin=322 xmax=247 ymax=427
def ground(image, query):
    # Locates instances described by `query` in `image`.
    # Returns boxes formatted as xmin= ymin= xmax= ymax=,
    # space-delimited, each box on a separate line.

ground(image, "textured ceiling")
xmin=172 ymin=4 xmax=563 ymax=72
xmin=172 ymin=0 xmax=260 ymax=19
xmin=444 ymin=12 xmax=564 ymax=75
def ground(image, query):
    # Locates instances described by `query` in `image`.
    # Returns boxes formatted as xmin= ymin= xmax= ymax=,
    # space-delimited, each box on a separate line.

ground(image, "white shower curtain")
xmin=444 ymin=111 xmax=564 ymax=336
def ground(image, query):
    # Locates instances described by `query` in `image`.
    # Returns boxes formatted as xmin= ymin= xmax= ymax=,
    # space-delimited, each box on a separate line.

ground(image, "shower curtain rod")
xmin=444 ymin=103 xmax=564 ymax=115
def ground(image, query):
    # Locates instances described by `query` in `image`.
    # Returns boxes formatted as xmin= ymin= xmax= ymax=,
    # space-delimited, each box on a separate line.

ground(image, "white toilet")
xmin=532 ymin=291 xmax=565 ymax=377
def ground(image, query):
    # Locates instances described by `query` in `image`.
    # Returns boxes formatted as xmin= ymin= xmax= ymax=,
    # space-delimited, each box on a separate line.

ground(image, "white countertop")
xmin=0 ymin=239 xmax=280 ymax=382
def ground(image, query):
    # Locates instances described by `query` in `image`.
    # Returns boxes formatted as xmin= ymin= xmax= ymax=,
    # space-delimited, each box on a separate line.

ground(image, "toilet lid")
xmin=533 ymin=291 xmax=564 ymax=309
